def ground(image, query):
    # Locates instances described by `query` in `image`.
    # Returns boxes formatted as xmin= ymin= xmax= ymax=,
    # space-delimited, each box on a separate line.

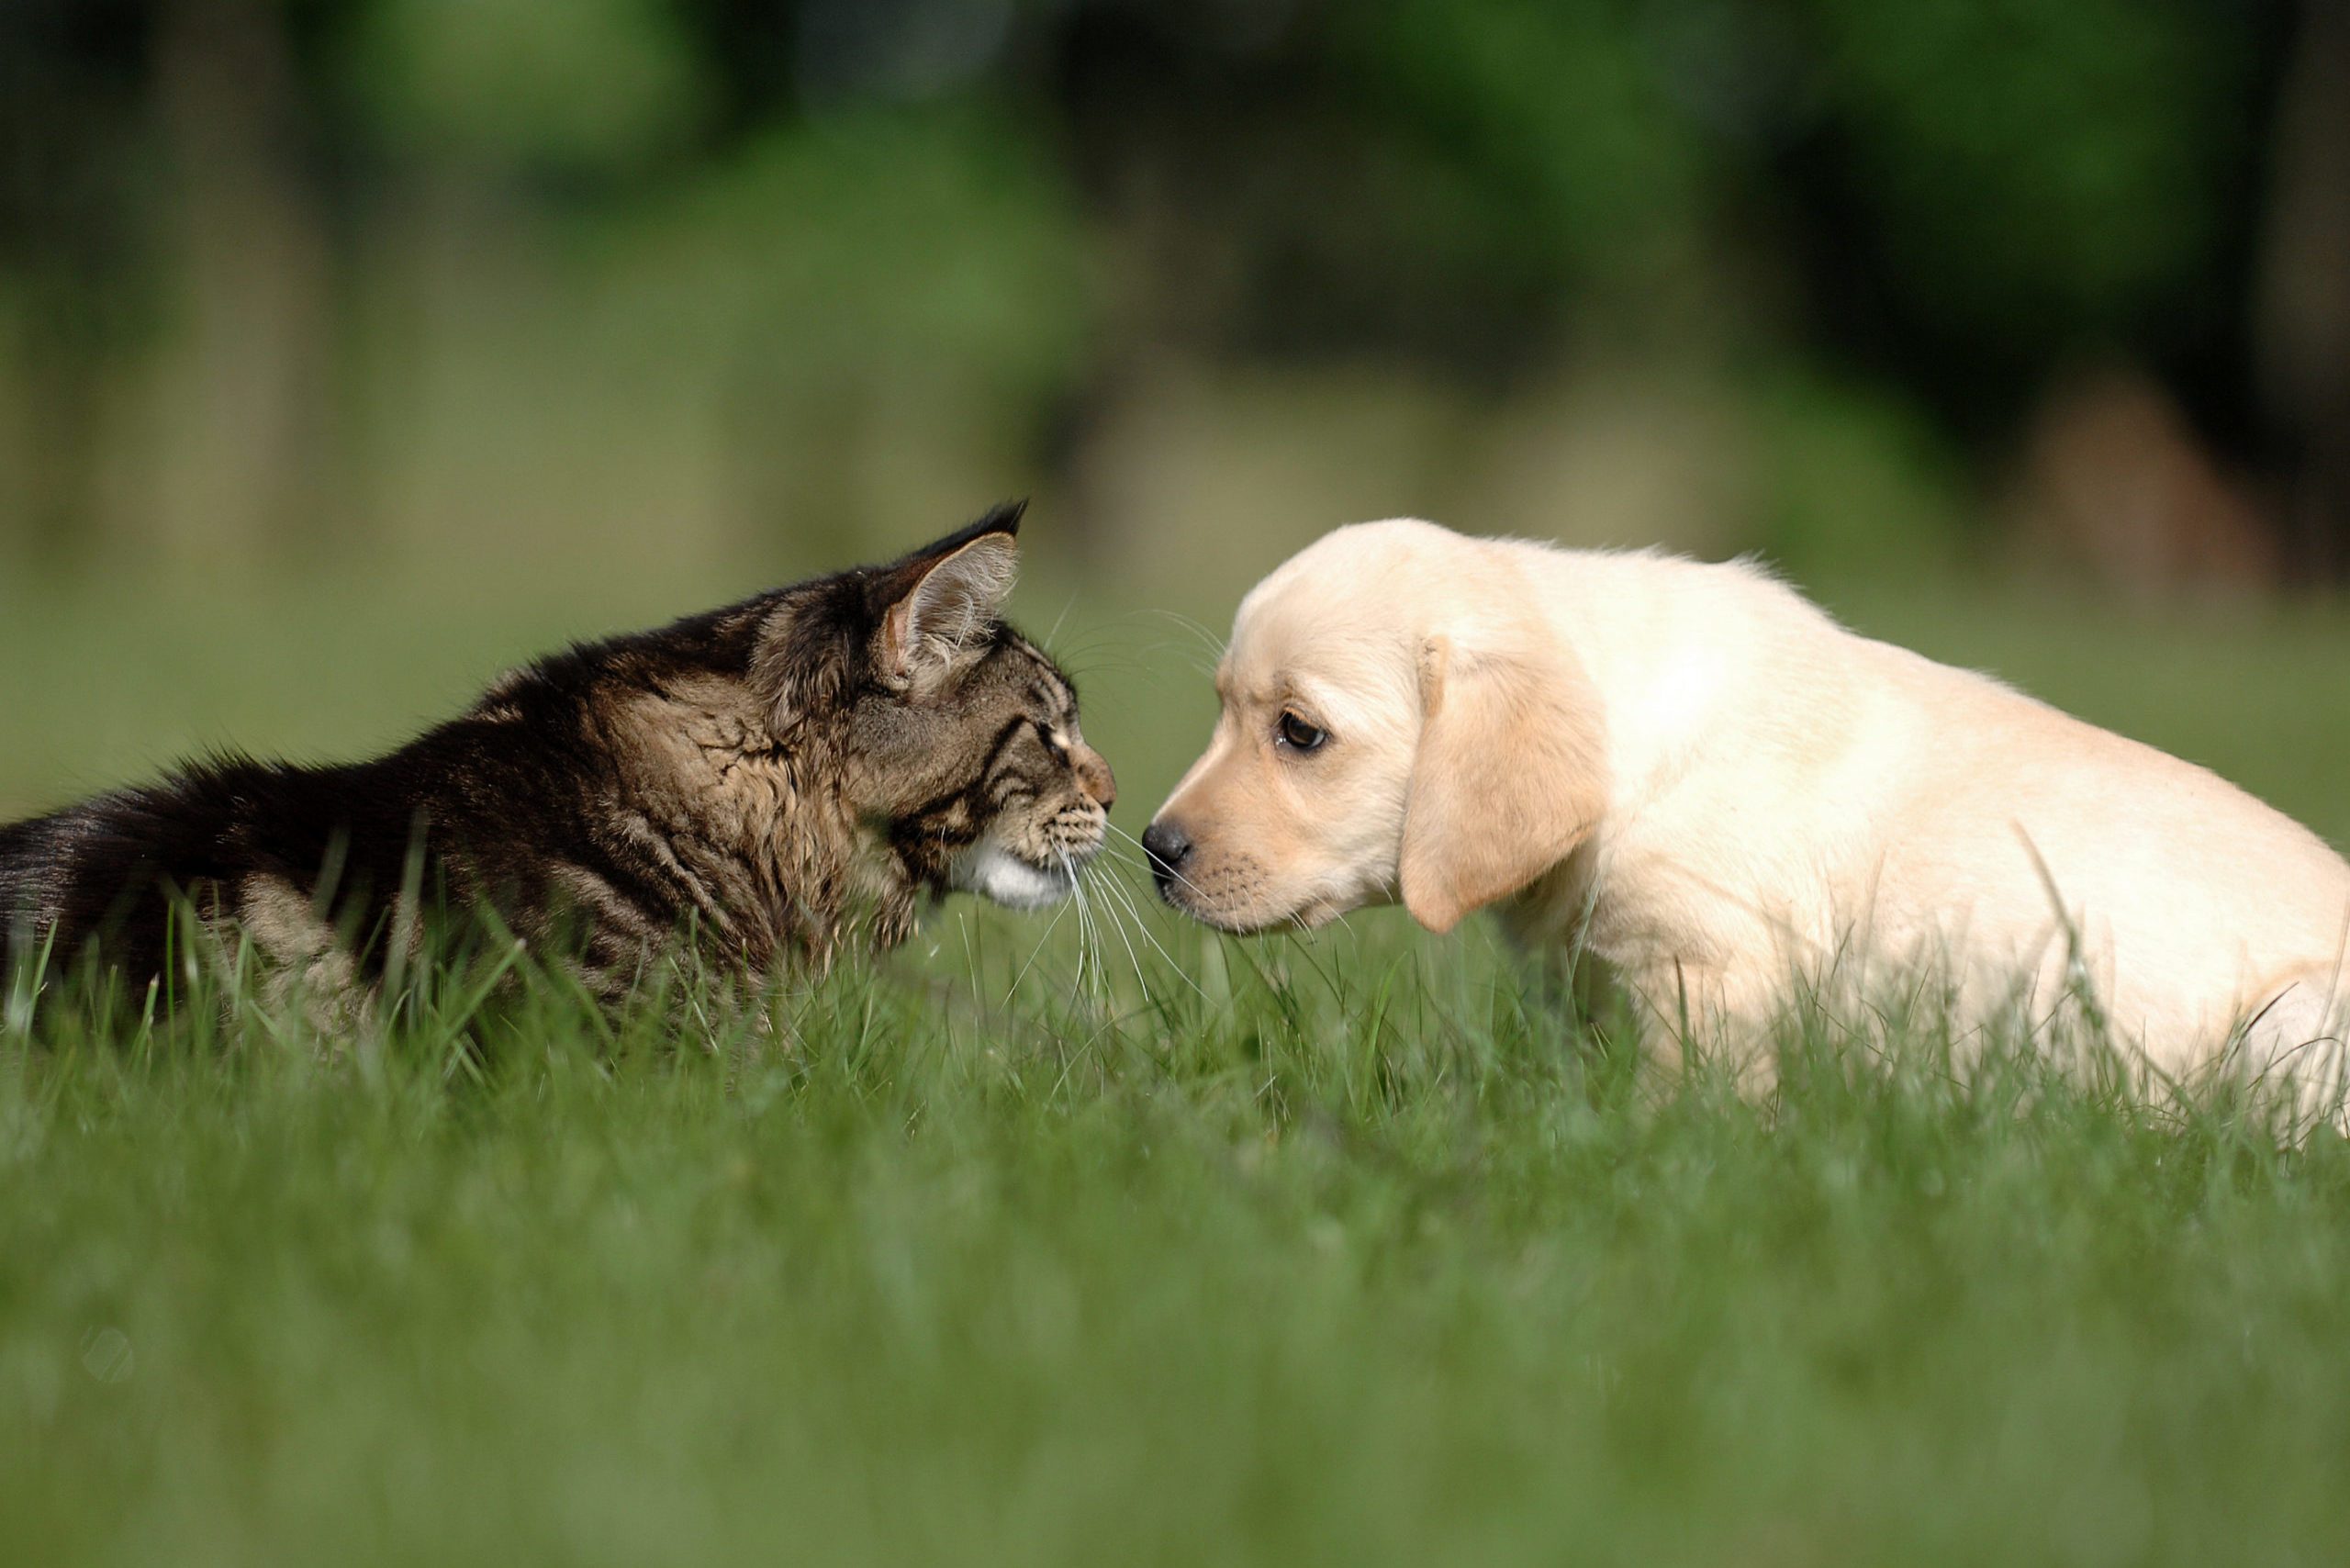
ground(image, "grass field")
xmin=4 ymin=570 xmax=2350 ymax=1565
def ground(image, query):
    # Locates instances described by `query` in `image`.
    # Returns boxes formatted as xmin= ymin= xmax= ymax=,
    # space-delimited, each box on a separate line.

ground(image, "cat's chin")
xmin=952 ymin=842 xmax=1080 ymax=911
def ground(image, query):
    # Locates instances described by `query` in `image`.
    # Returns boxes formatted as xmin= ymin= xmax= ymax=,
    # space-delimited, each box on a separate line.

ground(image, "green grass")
xmin=4 ymin=574 xmax=2350 ymax=1565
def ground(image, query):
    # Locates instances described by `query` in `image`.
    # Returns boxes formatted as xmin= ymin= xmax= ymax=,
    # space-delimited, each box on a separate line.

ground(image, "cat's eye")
xmin=1277 ymin=711 xmax=1328 ymax=753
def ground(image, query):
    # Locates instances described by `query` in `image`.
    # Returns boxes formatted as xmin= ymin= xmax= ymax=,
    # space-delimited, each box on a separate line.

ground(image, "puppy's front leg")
xmin=1620 ymin=957 xmax=1783 ymax=1097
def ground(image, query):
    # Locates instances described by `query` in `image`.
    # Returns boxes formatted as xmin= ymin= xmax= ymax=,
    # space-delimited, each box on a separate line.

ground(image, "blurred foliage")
xmin=1327 ymin=0 xmax=2269 ymax=388
xmin=0 ymin=0 xmax=2331 ymax=584
xmin=1803 ymin=0 xmax=2259 ymax=355
xmin=1746 ymin=364 xmax=1968 ymax=582
xmin=1339 ymin=0 xmax=1718 ymax=286
xmin=632 ymin=106 xmax=1086 ymax=386
xmin=352 ymin=0 xmax=708 ymax=177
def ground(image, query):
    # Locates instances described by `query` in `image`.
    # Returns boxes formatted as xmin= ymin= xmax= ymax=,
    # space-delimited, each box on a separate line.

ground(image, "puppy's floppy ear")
xmin=876 ymin=502 xmax=1023 ymax=684
xmin=1399 ymin=633 xmax=1607 ymax=934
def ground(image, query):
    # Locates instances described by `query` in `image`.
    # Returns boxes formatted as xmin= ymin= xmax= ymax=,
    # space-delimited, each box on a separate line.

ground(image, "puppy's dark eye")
xmin=1277 ymin=711 xmax=1328 ymax=753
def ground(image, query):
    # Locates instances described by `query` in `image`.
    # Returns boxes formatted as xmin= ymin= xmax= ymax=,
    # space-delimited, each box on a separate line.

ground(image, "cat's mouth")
xmin=950 ymin=839 xmax=1096 ymax=911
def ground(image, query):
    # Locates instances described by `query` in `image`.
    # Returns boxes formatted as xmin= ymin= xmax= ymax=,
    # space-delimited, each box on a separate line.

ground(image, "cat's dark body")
xmin=0 ymin=505 xmax=1113 ymax=1006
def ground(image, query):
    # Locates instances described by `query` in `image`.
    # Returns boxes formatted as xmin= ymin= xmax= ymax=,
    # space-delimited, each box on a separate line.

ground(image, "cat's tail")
xmin=0 ymin=763 xmax=259 ymax=990
xmin=0 ymin=811 xmax=61 ymax=983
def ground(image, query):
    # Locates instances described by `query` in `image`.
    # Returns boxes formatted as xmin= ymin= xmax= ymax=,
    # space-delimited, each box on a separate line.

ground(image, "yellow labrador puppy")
xmin=1145 ymin=519 xmax=2350 ymax=1103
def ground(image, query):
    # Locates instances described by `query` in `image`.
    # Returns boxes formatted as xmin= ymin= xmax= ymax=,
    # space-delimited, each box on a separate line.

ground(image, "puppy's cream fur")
xmin=1153 ymin=519 xmax=2350 ymax=1099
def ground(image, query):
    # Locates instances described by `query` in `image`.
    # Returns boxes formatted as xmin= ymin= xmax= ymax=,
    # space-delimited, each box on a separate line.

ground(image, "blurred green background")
xmin=3 ymin=0 xmax=2347 ymax=824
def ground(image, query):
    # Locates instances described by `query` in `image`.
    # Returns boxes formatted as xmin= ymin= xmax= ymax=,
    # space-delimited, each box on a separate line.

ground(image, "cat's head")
xmin=756 ymin=503 xmax=1114 ymax=910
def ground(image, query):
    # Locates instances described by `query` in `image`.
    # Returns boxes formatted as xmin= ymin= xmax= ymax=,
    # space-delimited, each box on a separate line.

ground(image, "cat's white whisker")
xmin=1002 ymin=882 xmax=1075 ymax=1005
xmin=1145 ymin=607 xmax=1229 ymax=662
xmin=1057 ymin=847 xmax=1098 ymax=1006
xmin=1081 ymin=858 xmax=1156 ymax=1009
xmin=1078 ymin=868 xmax=1112 ymax=1006
xmin=1091 ymin=860 xmax=1207 ymax=1002
xmin=1043 ymin=590 xmax=1081 ymax=651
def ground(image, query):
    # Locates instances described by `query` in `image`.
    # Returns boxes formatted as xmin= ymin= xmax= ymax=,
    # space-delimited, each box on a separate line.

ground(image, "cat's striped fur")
xmin=0 ymin=504 xmax=1113 ymax=1008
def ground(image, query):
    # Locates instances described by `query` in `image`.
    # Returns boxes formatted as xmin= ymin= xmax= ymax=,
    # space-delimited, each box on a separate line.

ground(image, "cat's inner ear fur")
xmin=879 ymin=531 xmax=1019 ymax=687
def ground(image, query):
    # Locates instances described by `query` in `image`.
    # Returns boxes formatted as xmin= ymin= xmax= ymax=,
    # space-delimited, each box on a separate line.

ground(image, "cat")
xmin=0 ymin=502 xmax=1114 ymax=1011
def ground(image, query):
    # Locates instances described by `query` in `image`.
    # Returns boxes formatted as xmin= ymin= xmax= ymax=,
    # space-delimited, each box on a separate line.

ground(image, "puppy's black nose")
xmin=1141 ymin=819 xmax=1192 ymax=893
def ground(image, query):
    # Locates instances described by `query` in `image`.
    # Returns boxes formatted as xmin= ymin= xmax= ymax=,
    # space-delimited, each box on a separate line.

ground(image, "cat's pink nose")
xmin=1074 ymin=745 xmax=1116 ymax=811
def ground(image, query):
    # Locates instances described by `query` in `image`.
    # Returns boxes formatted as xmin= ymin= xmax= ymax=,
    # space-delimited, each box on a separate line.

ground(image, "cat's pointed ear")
xmin=877 ymin=503 xmax=1023 ymax=684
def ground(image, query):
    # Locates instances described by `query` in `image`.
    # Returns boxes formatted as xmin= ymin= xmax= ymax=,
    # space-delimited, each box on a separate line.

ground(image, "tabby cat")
xmin=0 ymin=504 xmax=1113 ymax=1008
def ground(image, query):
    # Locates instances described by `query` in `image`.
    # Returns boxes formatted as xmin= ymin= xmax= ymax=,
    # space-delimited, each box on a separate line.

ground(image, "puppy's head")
xmin=1146 ymin=520 xmax=1607 ymax=935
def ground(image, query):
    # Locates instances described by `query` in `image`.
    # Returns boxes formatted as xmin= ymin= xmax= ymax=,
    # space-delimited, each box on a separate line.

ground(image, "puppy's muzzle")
xmin=1141 ymin=819 xmax=1193 ymax=897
